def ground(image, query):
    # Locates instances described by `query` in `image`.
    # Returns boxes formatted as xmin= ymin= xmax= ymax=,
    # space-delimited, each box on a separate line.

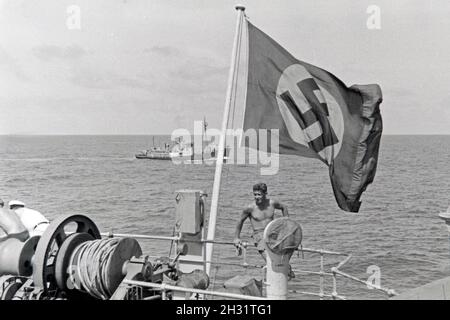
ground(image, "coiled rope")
xmin=68 ymin=238 xmax=120 ymax=299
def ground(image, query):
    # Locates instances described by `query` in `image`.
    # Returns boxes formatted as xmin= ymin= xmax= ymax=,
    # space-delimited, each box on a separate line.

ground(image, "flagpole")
xmin=205 ymin=5 xmax=245 ymax=276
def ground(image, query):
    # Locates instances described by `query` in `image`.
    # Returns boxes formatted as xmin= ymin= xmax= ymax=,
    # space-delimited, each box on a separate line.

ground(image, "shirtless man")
xmin=233 ymin=183 xmax=288 ymax=255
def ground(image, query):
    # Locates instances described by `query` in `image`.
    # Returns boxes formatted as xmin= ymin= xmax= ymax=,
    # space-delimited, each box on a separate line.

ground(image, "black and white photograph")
xmin=0 ymin=0 xmax=449 ymax=307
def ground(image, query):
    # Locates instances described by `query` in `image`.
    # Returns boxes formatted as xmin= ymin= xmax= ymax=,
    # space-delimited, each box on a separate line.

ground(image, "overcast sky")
xmin=0 ymin=0 xmax=449 ymax=135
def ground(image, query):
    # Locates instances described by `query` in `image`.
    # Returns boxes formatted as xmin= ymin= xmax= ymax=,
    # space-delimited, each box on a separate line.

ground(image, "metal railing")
xmin=101 ymin=231 xmax=397 ymax=300
xmin=122 ymin=279 xmax=269 ymax=300
xmin=289 ymin=247 xmax=396 ymax=300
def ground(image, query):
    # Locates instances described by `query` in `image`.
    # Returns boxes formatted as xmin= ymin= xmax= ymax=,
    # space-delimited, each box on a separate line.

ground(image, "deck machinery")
xmin=0 ymin=190 xmax=218 ymax=300
xmin=0 ymin=190 xmax=406 ymax=300
xmin=0 ymin=190 xmax=301 ymax=300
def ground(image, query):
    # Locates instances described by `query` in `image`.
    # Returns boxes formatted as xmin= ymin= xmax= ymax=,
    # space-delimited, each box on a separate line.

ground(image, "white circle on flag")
xmin=276 ymin=64 xmax=344 ymax=158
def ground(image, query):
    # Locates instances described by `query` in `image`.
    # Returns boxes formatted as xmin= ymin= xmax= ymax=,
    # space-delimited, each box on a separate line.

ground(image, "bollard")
xmin=265 ymin=246 xmax=290 ymax=299
xmin=263 ymin=218 xmax=302 ymax=300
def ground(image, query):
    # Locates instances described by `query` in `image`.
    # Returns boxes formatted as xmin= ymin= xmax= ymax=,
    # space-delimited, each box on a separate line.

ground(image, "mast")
xmin=202 ymin=116 xmax=206 ymax=162
xmin=205 ymin=5 xmax=245 ymax=276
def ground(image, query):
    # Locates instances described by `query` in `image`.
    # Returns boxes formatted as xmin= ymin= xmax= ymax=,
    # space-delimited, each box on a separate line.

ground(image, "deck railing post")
xmin=439 ymin=209 xmax=450 ymax=257
xmin=319 ymin=253 xmax=324 ymax=300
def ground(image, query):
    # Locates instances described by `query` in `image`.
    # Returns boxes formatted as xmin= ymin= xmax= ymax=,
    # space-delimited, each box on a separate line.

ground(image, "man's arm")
xmin=273 ymin=200 xmax=289 ymax=217
xmin=233 ymin=207 xmax=251 ymax=245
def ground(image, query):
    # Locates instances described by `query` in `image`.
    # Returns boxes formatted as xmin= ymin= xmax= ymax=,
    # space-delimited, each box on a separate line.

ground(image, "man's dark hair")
xmin=253 ymin=183 xmax=267 ymax=194
xmin=0 ymin=199 xmax=3 ymax=208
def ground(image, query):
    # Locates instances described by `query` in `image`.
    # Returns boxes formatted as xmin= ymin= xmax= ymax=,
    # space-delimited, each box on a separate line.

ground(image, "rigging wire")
xmin=222 ymin=11 xmax=244 ymax=228
xmin=209 ymin=248 xmax=221 ymax=300
xmin=223 ymin=10 xmax=244 ymax=183
xmin=217 ymin=11 xmax=244 ymax=214
xmin=209 ymin=13 xmax=245 ymax=288
xmin=168 ymin=226 xmax=176 ymax=258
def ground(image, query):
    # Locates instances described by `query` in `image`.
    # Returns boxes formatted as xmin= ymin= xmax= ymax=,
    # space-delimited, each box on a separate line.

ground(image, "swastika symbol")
xmin=276 ymin=64 xmax=343 ymax=160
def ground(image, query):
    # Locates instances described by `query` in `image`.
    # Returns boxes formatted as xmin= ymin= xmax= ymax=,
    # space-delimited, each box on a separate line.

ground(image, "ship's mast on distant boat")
xmin=202 ymin=116 xmax=207 ymax=162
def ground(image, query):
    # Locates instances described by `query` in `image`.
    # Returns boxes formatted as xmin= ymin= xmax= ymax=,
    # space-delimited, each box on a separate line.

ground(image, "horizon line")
xmin=0 ymin=133 xmax=449 ymax=136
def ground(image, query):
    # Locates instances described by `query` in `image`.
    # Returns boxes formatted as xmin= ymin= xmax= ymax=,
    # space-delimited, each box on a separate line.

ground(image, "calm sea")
xmin=0 ymin=135 xmax=449 ymax=299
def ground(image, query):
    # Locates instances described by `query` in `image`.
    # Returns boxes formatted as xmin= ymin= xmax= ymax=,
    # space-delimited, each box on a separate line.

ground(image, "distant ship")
xmin=135 ymin=146 xmax=171 ymax=160
xmin=135 ymin=138 xmax=227 ymax=162
xmin=135 ymin=118 xmax=227 ymax=162
xmin=168 ymin=136 xmax=195 ymax=161
xmin=135 ymin=136 xmax=172 ymax=160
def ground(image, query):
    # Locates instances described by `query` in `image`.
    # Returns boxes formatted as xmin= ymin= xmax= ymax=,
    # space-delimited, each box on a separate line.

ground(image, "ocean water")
xmin=0 ymin=135 xmax=449 ymax=300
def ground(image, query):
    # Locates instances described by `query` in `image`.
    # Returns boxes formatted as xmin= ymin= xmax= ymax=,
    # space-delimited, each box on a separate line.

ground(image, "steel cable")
xmin=68 ymin=238 xmax=120 ymax=299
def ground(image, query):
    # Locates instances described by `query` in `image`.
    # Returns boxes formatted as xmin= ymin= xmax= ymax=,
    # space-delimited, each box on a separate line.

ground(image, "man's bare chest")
xmin=251 ymin=207 xmax=275 ymax=221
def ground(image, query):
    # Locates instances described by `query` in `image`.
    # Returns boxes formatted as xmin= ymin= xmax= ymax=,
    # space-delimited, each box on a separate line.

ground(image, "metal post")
xmin=319 ymin=253 xmax=324 ymax=300
xmin=331 ymin=267 xmax=338 ymax=300
xmin=264 ymin=221 xmax=289 ymax=300
xmin=265 ymin=250 xmax=289 ymax=299
xmin=205 ymin=5 xmax=246 ymax=276
xmin=439 ymin=208 xmax=450 ymax=256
